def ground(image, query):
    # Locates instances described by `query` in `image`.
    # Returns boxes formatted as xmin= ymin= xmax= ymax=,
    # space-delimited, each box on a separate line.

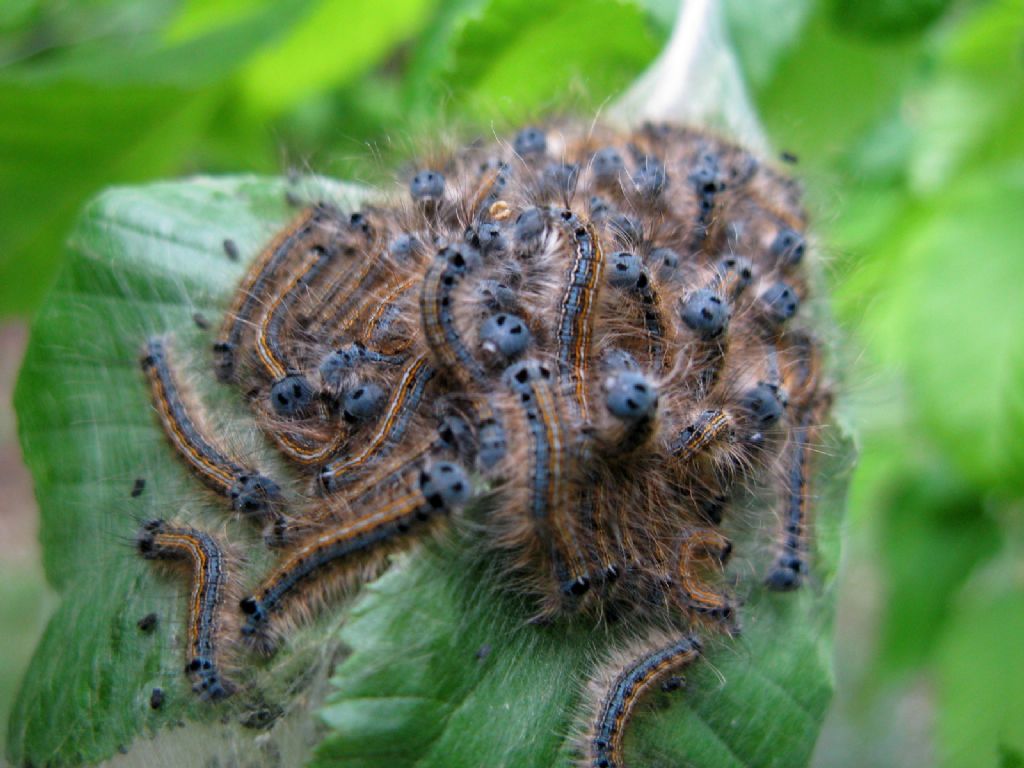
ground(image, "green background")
xmin=1 ymin=0 xmax=1022 ymax=766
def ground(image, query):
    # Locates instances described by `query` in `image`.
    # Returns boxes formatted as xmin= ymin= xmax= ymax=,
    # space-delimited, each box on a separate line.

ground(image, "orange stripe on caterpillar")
xmin=583 ymin=634 xmax=702 ymax=768
xmin=674 ymin=529 xmax=734 ymax=622
xmin=420 ymin=244 xmax=488 ymax=386
xmin=240 ymin=462 xmax=472 ymax=652
xmin=555 ymin=213 xmax=605 ymax=422
xmin=358 ymin=278 xmax=417 ymax=356
xmin=269 ymin=423 xmax=350 ymax=466
xmin=141 ymin=337 xmax=283 ymax=519
xmin=255 ymin=245 xmax=334 ymax=381
xmin=505 ymin=359 xmax=592 ymax=603
xmin=213 ymin=205 xmax=338 ymax=382
xmin=669 ymin=409 xmax=732 ymax=464
xmin=308 ymin=250 xmax=388 ymax=342
xmin=318 ymin=354 xmax=436 ymax=493
xmin=137 ymin=520 xmax=236 ymax=700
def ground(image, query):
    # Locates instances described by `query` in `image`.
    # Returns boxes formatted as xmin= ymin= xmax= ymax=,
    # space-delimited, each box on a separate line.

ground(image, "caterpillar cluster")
xmin=135 ymin=121 xmax=830 ymax=768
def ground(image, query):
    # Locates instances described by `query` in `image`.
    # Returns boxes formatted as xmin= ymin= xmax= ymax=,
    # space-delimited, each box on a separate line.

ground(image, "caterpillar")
xmin=131 ymin=121 xmax=832 ymax=768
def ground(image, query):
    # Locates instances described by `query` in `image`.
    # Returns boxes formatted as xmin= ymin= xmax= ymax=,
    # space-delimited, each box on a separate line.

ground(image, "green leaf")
xmin=0 ymin=79 xmax=215 ymax=317
xmin=855 ymin=165 xmax=1024 ymax=495
xmin=875 ymin=472 xmax=999 ymax=673
xmin=0 ymin=0 xmax=35 ymax=34
xmin=8 ymin=176 xmax=370 ymax=767
xmin=0 ymin=0 xmax=176 ymax=69
xmin=724 ymin=0 xmax=815 ymax=88
xmin=4 ymin=1 xmax=314 ymax=87
xmin=403 ymin=0 xmax=682 ymax=121
xmin=936 ymin=556 xmax=1024 ymax=768
xmin=10 ymin=174 xmax=854 ymax=766
xmin=0 ymin=0 xmax=322 ymax=317
xmin=237 ymin=0 xmax=436 ymax=115
xmin=755 ymin=10 xmax=921 ymax=166
xmin=901 ymin=0 xmax=1024 ymax=195
xmin=825 ymin=1 xmax=1024 ymax=499
xmin=0 ymin=561 xmax=50 ymax=758
xmin=166 ymin=0 xmax=282 ymax=41
xmin=400 ymin=0 xmax=490 ymax=115
xmin=440 ymin=0 xmax=662 ymax=123
xmin=827 ymin=0 xmax=953 ymax=40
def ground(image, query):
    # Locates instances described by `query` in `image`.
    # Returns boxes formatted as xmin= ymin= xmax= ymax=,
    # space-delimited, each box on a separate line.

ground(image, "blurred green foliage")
xmin=2 ymin=0 xmax=1022 ymax=766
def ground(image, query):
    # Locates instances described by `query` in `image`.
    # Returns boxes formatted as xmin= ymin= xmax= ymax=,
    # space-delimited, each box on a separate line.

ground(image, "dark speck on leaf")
xmin=222 ymin=238 xmax=240 ymax=261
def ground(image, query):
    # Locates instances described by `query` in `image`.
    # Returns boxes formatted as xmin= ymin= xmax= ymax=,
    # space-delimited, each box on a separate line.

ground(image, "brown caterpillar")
xmin=137 ymin=121 xmax=829 ymax=767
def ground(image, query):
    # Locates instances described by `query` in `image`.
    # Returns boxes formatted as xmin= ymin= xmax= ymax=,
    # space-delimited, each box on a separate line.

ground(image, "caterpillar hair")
xmin=140 ymin=337 xmax=283 ymax=523
xmin=136 ymin=520 xmax=238 ymax=700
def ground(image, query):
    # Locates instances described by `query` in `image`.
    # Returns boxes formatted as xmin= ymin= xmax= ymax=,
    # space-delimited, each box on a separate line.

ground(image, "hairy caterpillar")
xmin=131 ymin=121 xmax=831 ymax=768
